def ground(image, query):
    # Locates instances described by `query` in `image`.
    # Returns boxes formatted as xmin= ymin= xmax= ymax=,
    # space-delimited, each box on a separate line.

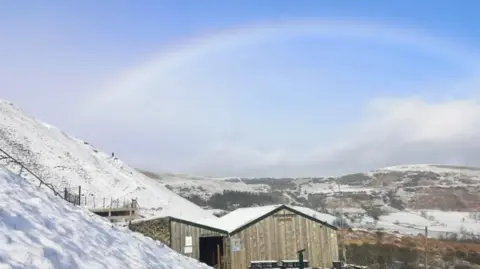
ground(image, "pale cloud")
xmin=101 ymin=96 xmax=480 ymax=178
xmin=182 ymin=97 xmax=480 ymax=177
xmin=364 ymin=98 xmax=480 ymax=143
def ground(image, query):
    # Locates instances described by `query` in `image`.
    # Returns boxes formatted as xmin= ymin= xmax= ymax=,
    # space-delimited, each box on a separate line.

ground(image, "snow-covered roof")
xmin=179 ymin=204 xmax=338 ymax=233
xmin=290 ymin=206 xmax=337 ymax=225
xmin=197 ymin=205 xmax=282 ymax=232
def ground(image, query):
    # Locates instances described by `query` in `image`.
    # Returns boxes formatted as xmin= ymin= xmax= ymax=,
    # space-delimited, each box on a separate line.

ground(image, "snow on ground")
xmin=0 ymin=101 xmax=213 ymax=220
xmin=158 ymin=175 xmax=268 ymax=199
xmin=352 ymin=210 xmax=480 ymax=238
xmin=412 ymin=210 xmax=480 ymax=234
xmin=377 ymin=164 xmax=480 ymax=179
xmin=298 ymin=182 xmax=374 ymax=195
xmin=0 ymin=166 xmax=212 ymax=269
xmin=380 ymin=211 xmax=432 ymax=227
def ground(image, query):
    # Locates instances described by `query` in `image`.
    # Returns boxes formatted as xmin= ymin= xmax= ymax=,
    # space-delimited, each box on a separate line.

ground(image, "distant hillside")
xmin=140 ymin=164 xmax=480 ymax=213
xmin=140 ymin=164 xmax=480 ymax=236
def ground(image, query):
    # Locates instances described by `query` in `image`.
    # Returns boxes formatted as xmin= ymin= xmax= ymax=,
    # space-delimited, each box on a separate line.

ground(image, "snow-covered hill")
xmin=0 ymin=165 xmax=212 ymax=269
xmin=0 ymin=100 xmax=213 ymax=220
xmin=155 ymin=173 xmax=270 ymax=200
xmin=144 ymin=164 xmax=480 ymax=211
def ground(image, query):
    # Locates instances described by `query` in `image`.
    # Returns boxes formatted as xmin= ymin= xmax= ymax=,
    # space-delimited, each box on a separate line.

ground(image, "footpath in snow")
xmin=0 ymin=166 xmax=211 ymax=269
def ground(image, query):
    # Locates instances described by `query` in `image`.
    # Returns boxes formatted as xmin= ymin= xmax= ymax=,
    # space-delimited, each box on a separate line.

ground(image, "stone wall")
xmin=129 ymin=217 xmax=171 ymax=245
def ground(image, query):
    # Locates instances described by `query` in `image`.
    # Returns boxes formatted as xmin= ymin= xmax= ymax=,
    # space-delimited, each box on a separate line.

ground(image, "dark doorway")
xmin=199 ymin=236 xmax=224 ymax=267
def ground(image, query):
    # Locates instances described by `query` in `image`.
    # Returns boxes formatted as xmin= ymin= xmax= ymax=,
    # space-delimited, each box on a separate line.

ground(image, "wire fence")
xmin=51 ymin=185 xmax=139 ymax=210
xmin=65 ymin=186 xmax=139 ymax=209
xmin=0 ymin=147 xmax=139 ymax=210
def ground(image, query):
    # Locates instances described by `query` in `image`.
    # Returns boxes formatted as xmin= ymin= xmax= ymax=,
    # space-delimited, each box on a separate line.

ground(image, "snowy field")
xmin=351 ymin=210 xmax=480 ymax=238
xmin=159 ymin=174 xmax=270 ymax=199
xmin=378 ymin=164 xmax=480 ymax=175
xmin=0 ymin=166 xmax=211 ymax=269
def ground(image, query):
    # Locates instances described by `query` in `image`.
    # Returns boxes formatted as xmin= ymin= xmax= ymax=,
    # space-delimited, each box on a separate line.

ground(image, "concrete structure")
xmin=90 ymin=198 xmax=139 ymax=222
xmin=90 ymin=207 xmax=138 ymax=222
xmin=129 ymin=204 xmax=339 ymax=269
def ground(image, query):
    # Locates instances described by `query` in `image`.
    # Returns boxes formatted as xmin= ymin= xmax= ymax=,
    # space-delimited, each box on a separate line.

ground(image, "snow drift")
xmin=0 ymin=165 xmax=211 ymax=269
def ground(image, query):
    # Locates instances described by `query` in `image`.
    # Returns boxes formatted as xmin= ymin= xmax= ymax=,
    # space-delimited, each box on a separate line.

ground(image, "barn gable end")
xmin=228 ymin=205 xmax=339 ymax=269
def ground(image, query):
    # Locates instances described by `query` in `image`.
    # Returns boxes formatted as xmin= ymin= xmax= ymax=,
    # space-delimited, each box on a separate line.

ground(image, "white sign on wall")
xmin=231 ymin=237 xmax=241 ymax=252
xmin=184 ymin=246 xmax=193 ymax=254
xmin=185 ymin=236 xmax=192 ymax=246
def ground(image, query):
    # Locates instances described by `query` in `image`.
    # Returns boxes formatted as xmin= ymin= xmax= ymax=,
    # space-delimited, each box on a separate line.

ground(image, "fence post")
xmin=64 ymin=188 xmax=67 ymax=199
xmin=103 ymin=197 xmax=106 ymax=208
xmin=78 ymin=186 xmax=82 ymax=206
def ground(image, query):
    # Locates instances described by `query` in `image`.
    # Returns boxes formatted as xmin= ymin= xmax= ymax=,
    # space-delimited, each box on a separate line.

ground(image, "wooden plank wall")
xmin=229 ymin=208 xmax=339 ymax=269
xmin=170 ymin=220 xmax=227 ymax=260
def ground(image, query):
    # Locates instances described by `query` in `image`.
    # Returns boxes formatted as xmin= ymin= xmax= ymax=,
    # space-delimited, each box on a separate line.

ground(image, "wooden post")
xmin=78 ymin=186 xmax=81 ymax=206
xmin=217 ymin=244 xmax=221 ymax=269
xmin=103 ymin=197 xmax=106 ymax=208
xmin=336 ymin=183 xmax=347 ymax=265
xmin=425 ymin=226 xmax=428 ymax=269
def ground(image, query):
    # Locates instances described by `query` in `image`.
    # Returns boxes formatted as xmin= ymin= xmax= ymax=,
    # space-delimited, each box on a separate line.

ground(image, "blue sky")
xmin=2 ymin=1 xmax=480 ymax=177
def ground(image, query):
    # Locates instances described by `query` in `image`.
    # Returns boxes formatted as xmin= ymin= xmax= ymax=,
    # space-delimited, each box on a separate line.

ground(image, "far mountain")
xmin=139 ymin=164 xmax=480 ymax=216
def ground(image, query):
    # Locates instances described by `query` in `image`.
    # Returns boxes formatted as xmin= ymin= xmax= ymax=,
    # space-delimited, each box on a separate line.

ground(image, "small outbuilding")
xmin=129 ymin=204 xmax=339 ymax=269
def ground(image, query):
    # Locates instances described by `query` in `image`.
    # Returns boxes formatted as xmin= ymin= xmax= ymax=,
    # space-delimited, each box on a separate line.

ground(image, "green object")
xmin=297 ymin=249 xmax=305 ymax=269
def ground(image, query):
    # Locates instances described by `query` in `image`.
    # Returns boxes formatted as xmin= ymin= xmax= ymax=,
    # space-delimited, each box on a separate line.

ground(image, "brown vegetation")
xmin=339 ymin=229 xmax=480 ymax=269
xmin=411 ymin=187 xmax=480 ymax=211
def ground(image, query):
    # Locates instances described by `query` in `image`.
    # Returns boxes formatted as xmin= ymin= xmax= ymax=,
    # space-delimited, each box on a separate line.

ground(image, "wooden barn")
xmin=130 ymin=204 xmax=339 ymax=269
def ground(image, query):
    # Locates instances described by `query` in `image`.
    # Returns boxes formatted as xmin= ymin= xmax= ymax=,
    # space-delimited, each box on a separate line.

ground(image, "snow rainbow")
xmin=89 ymin=18 xmax=478 ymax=107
